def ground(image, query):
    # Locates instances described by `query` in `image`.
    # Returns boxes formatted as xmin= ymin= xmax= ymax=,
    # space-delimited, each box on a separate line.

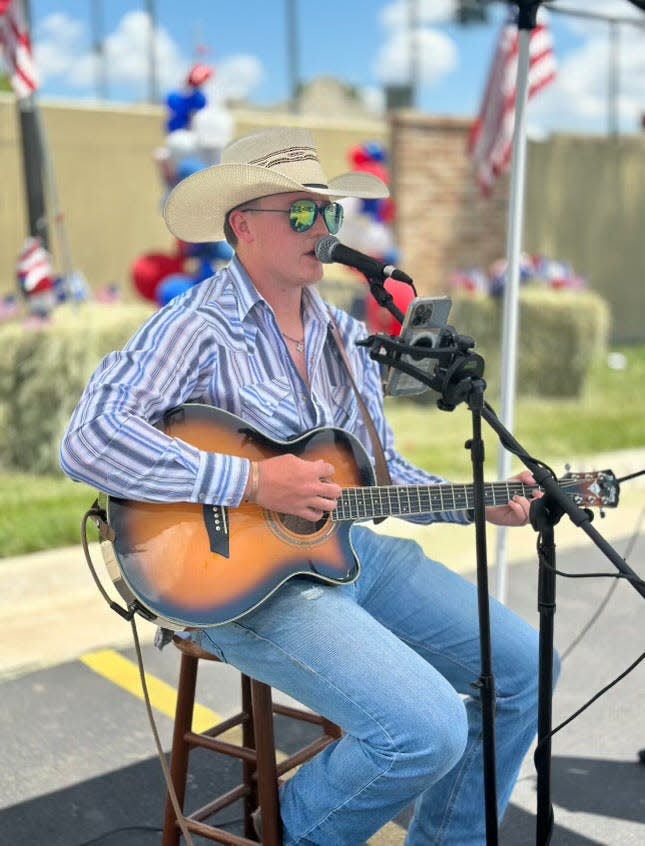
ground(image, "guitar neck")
xmin=333 ymin=481 xmax=533 ymax=522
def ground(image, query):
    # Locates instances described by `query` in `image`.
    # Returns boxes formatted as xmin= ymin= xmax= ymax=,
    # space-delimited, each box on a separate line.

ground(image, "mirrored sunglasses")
xmin=241 ymin=199 xmax=344 ymax=234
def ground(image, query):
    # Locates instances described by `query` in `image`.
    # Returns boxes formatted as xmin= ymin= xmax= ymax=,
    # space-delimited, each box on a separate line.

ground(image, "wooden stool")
xmin=162 ymin=635 xmax=342 ymax=846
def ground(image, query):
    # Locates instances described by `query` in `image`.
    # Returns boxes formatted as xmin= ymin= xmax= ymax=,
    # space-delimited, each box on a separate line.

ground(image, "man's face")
xmin=235 ymin=191 xmax=342 ymax=288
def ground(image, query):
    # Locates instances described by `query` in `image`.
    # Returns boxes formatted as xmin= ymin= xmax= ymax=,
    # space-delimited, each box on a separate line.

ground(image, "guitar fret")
xmin=332 ymin=478 xmax=595 ymax=524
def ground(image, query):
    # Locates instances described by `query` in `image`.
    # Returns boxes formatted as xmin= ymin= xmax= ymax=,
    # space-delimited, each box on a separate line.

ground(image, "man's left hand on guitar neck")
xmin=484 ymin=469 xmax=541 ymax=527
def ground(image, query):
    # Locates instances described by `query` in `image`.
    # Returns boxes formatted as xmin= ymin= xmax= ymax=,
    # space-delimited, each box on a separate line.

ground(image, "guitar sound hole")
xmin=279 ymin=513 xmax=329 ymax=536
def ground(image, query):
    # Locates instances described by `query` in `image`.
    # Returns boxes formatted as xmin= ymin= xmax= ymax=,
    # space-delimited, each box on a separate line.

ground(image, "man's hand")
xmin=485 ymin=469 xmax=541 ymax=527
xmin=253 ymin=454 xmax=342 ymax=522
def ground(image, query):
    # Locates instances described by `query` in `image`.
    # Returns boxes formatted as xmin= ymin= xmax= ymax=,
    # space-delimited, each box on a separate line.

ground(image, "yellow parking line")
xmin=368 ymin=821 xmax=406 ymax=844
xmin=80 ymin=648 xmax=220 ymax=733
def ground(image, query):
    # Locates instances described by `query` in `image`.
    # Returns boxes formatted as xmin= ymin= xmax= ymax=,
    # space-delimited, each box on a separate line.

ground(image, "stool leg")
xmin=162 ymin=653 xmax=198 ymax=846
xmin=251 ymin=680 xmax=282 ymax=846
xmin=241 ymin=674 xmax=258 ymax=840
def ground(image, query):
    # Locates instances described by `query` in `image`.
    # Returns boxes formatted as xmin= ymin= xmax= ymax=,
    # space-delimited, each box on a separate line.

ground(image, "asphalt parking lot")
xmin=1 ymin=503 xmax=644 ymax=845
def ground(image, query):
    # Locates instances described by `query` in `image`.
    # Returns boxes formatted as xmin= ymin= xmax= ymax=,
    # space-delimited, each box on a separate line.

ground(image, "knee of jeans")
xmin=393 ymin=692 xmax=468 ymax=785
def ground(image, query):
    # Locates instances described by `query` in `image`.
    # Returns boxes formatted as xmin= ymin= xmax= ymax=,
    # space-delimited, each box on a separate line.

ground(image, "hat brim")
xmin=163 ymin=162 xmax=390 ymax=244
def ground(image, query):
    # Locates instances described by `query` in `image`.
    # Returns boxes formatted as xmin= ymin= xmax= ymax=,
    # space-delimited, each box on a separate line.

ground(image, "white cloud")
xmin=33 ymin=13 xmax=85 ymax=83
xmin=529 ymin=2 xmax=645 ymax=134
xmin=556 ymin=0 xmax=644 ymax=36
xmin=374 ymin=2 xmax=458 ymax=87
xmin=100 ymin=11 xmax=185 ymax=93
xmin=32 ymin=9 xmax=263 ymax=104
xmin=380 ymin=0 xmax=458 ymax=30
xmin=205 ymin=55 xmax=264 ymax=104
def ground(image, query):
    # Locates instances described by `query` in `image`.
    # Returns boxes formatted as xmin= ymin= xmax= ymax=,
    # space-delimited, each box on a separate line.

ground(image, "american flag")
xmin=468 ymin=12 xmax=556 ymax=195
xmin=0 ymin=0 xmax=38 ymax=98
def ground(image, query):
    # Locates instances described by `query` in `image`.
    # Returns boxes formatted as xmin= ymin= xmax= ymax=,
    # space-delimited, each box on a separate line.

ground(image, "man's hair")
xmin=223 ymin=212 xmax=237 ymax=248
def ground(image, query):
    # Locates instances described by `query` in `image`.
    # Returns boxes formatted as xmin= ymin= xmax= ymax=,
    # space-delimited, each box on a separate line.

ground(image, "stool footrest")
xmin=190 ymin=782 xmax=249 ymax=822
xmin=276 ymin=735 xmax=337 ymax=779
xmin=183 ymin=815 xmax=260 ymax=845
xmin=185 ymin=730 xmax=258 ymax=763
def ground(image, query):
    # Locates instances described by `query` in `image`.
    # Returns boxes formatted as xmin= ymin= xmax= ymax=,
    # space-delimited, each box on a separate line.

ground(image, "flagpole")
xmin=494 ymin=14 xmax=534 ymax=605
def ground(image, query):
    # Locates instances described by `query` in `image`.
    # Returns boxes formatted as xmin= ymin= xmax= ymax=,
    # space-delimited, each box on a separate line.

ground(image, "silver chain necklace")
xmin=281 ymin=332 xmax=305 ymax=353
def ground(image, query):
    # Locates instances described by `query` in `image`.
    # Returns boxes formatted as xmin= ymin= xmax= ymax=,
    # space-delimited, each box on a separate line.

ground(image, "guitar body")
xmin=105 ymin=404 xmax=375 ymax=628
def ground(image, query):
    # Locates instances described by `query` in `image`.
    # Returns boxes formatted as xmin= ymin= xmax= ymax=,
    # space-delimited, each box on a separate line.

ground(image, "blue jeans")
xmin=191 ymin=525 xmax=550 ymax=845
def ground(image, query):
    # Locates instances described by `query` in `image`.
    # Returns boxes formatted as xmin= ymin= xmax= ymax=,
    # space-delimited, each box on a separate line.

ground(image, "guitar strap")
xmin=328 ymin=319 xmax=392 ymax=488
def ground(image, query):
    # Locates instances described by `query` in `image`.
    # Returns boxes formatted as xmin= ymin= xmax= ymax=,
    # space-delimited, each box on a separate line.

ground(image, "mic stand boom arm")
xmin=364 ymin=274 xmax=406 ymax=324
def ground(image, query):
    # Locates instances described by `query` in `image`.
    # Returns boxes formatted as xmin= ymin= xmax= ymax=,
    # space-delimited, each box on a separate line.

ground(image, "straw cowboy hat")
xmin=163 ymin=126 xmax=390 ymax=244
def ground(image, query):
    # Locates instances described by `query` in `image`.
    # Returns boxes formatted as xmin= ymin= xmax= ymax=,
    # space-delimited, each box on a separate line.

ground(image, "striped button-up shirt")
xmin=60 ymin=257 xmax=469 ymax=525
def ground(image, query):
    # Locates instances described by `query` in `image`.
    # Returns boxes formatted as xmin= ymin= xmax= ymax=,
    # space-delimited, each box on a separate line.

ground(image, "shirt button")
xmin=198 ymin=492 xmax=205 ymax=501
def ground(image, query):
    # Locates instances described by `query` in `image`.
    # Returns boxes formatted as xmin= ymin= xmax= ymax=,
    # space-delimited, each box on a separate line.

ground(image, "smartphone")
xmin=383 ymin=296 xmax=452 ymax=397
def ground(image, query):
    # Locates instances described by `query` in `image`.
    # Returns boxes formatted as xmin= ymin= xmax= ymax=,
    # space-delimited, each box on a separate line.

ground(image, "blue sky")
xmin=20 ymin=1 xmax=645 ymax=136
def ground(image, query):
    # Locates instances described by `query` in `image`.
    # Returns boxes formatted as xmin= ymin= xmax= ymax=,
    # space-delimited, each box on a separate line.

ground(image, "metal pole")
xmin=17 ymin=95 xmax=49 ymax=247
xmin=608 ymin=19 xmax=619 ymax=136
xmin=90 ymin=0 xmax=108 ymax=101
xmin=286 ymin=0 xmax=300 ymax=114
xmin=15 ymin=0 xmax=48 ymax=247
xmin=144 ymin=0 xmax=158 ymax=104
xmin=494 ymin=28 xmax=532 ymax=605
xmin=407 ymin=0 xmax=420 ymax=107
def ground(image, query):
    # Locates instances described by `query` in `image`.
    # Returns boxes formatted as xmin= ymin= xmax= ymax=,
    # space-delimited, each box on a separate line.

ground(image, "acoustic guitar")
xmin=98 ymin=404 xmax=619 ymax=628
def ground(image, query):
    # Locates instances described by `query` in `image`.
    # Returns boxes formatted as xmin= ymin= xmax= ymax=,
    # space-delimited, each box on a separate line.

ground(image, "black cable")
xmin=539 ymin=508 xmax=645 ymax=660
xmin=535 ymin=650 xmax=645 ymax=757
xmin=531 ymin=508 xmax=645 ymax=753
xmin=76 ymin=825 xmax=163 ymax=846
xmin=76 ymin=813 xmax=246 ymax=846
xmin=536 ymin=557 xmax=645 ymax=590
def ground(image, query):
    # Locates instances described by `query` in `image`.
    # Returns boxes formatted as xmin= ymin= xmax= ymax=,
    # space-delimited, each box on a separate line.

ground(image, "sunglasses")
xmin=241 ymin=199 xmax=344 ymax=234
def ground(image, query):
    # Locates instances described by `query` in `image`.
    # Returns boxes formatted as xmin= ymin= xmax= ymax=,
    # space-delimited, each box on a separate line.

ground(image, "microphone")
xmin=315 ymin=235 xmax=414 ymax=285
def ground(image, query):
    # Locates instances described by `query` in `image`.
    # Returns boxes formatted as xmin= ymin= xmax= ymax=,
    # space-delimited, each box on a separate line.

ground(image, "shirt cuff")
xmin=191 ymin=451 xmax=250 ymax=506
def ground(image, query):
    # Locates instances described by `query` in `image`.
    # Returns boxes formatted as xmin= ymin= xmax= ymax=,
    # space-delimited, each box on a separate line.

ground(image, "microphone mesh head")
xmin=314 ymin=235 xmax=338 ymax=263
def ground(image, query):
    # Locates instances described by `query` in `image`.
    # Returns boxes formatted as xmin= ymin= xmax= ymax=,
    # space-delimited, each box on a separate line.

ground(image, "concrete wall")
xmin=390 ymin=111 xmax=645 ymax=344
xmin=0 ymin=95 xmax=386 ymax=298
xmin=390 ymin=111 xmax=509 ymax=293
xmin=2 ymin=95 xmax=644 ymax=341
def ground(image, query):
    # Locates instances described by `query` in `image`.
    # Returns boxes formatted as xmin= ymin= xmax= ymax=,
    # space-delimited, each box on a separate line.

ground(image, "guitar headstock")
xmin=559 ymin=469 xmax=620 ymax=509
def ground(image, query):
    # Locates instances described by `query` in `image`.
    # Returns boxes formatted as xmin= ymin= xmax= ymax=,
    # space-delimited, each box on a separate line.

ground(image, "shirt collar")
xmin=229 ymin=254 xmax=333 ymax=332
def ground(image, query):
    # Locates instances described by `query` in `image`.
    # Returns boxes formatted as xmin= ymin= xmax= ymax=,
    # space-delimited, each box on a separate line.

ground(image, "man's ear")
xmin=229 ymin=209 xmax=253 ymax=244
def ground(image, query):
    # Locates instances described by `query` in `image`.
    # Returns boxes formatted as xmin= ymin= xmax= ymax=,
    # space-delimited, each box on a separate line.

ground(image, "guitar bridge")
xmin=203 ymin=505 xmax=230 ymax=558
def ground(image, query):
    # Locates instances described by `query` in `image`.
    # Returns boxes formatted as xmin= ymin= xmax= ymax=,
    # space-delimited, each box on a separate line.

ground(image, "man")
xmin=61 ymin=127 xmax=547 ymax=845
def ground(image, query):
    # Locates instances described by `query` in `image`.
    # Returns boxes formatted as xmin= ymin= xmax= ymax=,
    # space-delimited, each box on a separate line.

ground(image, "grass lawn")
xmin=1 ymin=344 xmax=644 ymax=558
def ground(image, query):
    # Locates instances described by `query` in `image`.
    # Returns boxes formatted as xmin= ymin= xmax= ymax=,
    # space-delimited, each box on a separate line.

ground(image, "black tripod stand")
xmin=359 ymin=318 xmax=639 ymax=845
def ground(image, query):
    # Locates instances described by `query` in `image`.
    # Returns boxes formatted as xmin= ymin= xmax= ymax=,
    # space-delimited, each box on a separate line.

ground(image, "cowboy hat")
xmin=163 ymin=126 xmax=390 ymax=244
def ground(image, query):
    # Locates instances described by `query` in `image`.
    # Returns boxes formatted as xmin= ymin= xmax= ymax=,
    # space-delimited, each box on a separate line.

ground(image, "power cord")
xmin=533 ymin=507 xmax=645 ymax=752
xmin=549 ymin=506 xmax=645 ymax=661
xmin=77 ymin=825 xmax=162 ymax=846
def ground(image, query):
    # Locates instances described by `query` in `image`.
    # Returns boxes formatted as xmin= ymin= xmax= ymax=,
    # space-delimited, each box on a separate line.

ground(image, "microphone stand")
xmin=358 ymin=310 xmax=642 ymax=846
xmin=360 ymin=308 xmax=501 ymax=844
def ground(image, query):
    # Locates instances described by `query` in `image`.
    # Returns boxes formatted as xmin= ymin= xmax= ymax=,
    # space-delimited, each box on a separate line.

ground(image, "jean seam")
xmin=433 ymin=725 xmax=484 ymax=844
xmin=298 ymin=751 xmax=398 ymax=843
xmin=206 ymin=620 xmax=402 ymax=748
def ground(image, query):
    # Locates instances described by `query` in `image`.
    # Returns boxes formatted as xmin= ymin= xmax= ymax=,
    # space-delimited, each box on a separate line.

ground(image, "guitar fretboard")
xmin=332 ymin=481 xmax=534 ymax=522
